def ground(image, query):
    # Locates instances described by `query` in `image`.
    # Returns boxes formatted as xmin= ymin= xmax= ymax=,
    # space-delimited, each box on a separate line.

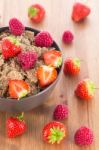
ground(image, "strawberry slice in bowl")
xmin=43 ymin=49 xmax=62 ymax=68
xmin=36 ymin=65 xmax=58 ymax=88
xmin=8 ymin=80 xmax=30 ymax=99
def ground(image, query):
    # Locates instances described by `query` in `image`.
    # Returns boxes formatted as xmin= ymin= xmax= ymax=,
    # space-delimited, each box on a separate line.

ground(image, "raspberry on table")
xmin=53 ymin=104 xmax=69 ymax=120
xmin=74 ymin=126 xmax=94 ymax=146
xmin=62 ymin=31 xmax=74 ymax=44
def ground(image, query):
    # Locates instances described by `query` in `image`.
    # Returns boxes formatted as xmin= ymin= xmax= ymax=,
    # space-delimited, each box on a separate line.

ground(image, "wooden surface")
xmin=0 ymin=0 xmax=99 ymax=149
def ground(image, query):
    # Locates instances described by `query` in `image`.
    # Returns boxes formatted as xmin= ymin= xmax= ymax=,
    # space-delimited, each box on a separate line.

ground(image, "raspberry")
xmin=62 ymin=31 xmax=74 ymax=44
xmin=74 ymin=126 xmax=94 ymax=146
xmin=9 ymin=18 xmax=25 ymax=36
xmin=53 ymin=104 xmax=69 ymax=120
xmin=17 ymin=51 xmax=38 ymax=70
xmin=35 ymin=31 xmax=53 ymax=47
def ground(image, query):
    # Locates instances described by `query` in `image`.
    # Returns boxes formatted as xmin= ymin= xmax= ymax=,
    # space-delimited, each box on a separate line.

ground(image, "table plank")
xmin=0 ymin=0 xmax=99 ymax=149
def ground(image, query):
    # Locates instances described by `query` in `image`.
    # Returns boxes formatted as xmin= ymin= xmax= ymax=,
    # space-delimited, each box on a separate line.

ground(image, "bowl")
xmin=0 ymin=27 xmax=62 ymax=112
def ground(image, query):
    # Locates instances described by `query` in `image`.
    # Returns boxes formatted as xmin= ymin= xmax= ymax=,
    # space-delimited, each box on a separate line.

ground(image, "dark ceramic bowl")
xmin=0 ymin=27 xmax=62 ymax=112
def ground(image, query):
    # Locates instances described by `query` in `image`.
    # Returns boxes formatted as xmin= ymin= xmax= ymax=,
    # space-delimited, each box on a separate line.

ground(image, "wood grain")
xmin=0 ymin=0 xmax=99 ymax=149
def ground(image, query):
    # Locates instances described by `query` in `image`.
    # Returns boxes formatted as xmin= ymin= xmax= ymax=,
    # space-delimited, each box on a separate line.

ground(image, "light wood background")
xmin=0 ymin=0 xmax=99 ymax=150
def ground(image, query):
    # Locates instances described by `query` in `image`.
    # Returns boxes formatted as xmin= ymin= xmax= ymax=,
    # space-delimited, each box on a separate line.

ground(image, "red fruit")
xmin=36 ymin=65 xmax=57 ymax=87
xmin=43 ymin=121 xmax=67 ymax=144
xmin=28 ymin=4 xmax=45 ymax=23
xmin=43 ymin=49 xmax=62 ymax=68
xmin=53 ymin=104 xmax=69 ymax=120
xmin=9 ymin=18 xmax=25 ymax=35
xmin=6 ymin=114 xmax=27 ymax=138
xmin=74 ymin=126 xmax=94 ymax=146
xmin=75 ymin=79 xmax=95 ymax=100
xmin=17 ymin=51 xmax=38 ymax=70
xmin=62 ymin=31 xmax=74 ymax=44
xmin=2 ymin=36 xmax=22 ymax=60
xmin=35 ymin=31 xmax=53 ymax=47
xmin=63 ymin=58 xmax=80 ymax=76
xmin=72 ymin=3 xmax=91 ymax=22
xmin=9 ymin=80 xmax=30 ymax=99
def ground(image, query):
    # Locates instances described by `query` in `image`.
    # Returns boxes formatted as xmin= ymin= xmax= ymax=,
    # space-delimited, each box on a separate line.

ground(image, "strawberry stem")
xmin=17 ymin=112 xmax=24 ymax=121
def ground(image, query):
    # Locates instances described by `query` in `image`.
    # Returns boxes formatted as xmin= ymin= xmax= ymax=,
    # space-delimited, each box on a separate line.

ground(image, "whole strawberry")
xmin=9 ymin=18 xmax=25 ymax=35
xmin=28 ymin=4 xmax=45 ymax=23
xmin=43 ymin=121 xmax=67 ymax=144
xmin=1 ymin=36 xmax=22 ymax=60
xmin=75 ymin=79 xmax=95 ymax=100
xmin=6 ymin=113 xmax=27 ymax=138
xmin=72 ymin=3 xmax=91 ymax=22
xmin=63 ymin=58 xmax=81 ymax=76
xmin=35 ymin=31 xmax=53 ymax=47
xmin=74 ymin=126 xmax=94 ymax=146
xmin=53 ymin=104 xmax=69 ymax=120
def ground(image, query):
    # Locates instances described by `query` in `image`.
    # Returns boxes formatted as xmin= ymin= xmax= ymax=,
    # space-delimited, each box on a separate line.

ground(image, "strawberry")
xmin=75 ymin=79 xmax=95 ymax=100
xmin=63 ymin=58 xmax=80 ymax=76
xmin=43 ymin=121 xmax=67 ymax=144
xmin=36 ymin=65 xmax=57 ymax=87
xmin=43 ymin=50 xmax=62 ymax=68
xmin=2 ymin=36 xmax=22 ymax=60
xmin=72 ymin=3 xmax=91 ymax=22
xmin=28 ymin=4 xmax=45 ymax=23
xmin=6 ymin=113 xmax=27 ymax=138
xmin=8 ymin=80 xmax=30 ymax=99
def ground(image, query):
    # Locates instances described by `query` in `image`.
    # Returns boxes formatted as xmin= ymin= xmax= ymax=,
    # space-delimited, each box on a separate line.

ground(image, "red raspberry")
xmin=53 ymin=104 xmax=69 ymax=120
xmin=9 ymin=18 xmax=25 ymax=36
xmin=74 ymin=126 xmax=94 ymax=146
xmin=35 ymin=31 xmax=53 ymax=47
xmin=62 ymin=31 xmax=74 ymax=44
xmin=17 ymin=51 xmax=38 ymax=70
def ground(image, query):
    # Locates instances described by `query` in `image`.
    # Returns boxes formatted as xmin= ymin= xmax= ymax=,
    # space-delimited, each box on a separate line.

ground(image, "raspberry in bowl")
xmin=0 ymin=18 xmax=62 ymax=112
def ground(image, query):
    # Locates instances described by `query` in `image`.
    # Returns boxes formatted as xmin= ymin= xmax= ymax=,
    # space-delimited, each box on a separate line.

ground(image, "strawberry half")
xmin=1 ymin=36 xmax=22 ymax=60
xmin=6 ymin=113 xmax=27 ymax=138
xmin=63 ymin=58 xmax=80 ymax=76
xmin=43 ymin=121 xmax=67 ymax=144
xmin=43 ymin=50 xmax=62 ymax=68
xmin=8 ymin=80 xmax=30 ymax=99
xmin=28 ymin=4 xmax=45 ymax=23
xmin=72 ymin=2 xmax=91 ymax=22
xmin=36 ymin=65 xmax=57 ymax=87
xmin=75 ymin=79 xmax=95 ymax=100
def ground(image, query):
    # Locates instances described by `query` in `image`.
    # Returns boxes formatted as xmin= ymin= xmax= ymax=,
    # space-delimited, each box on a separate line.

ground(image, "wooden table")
xmin=0 ymin=0 xmax=99 ymax=149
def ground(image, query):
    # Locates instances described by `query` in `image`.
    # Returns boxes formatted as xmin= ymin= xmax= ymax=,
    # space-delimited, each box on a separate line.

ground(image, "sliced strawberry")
xmin=36 ymin=65 xmax=57 ymax=87
xmin=9 ymin=80 xmax=30 ymax=99
xmin=43 ymin=50 xmax=62 ymax=68
xmin=43 ymin=121 xmax=67 ymax=144
xmin=2 ymin=36 xmax=22 ymax=60
xmin=72 ymin=3 xmax=91 ymax=22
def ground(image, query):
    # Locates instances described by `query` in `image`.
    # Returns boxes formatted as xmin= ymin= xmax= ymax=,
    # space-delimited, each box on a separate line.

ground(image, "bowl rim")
xmin=0 ymin=26 xmax=63 ymax=102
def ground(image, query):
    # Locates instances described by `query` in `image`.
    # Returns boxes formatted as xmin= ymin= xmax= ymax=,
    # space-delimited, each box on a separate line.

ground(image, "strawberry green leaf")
xmin=48 ymin=127 xmax=65 ymax=144
xmin=8 ymin=36 xmax=21 ymax=46
xmin=28 ymin=7 xmax=39 ymax=18
xmin=55 ymin=57 xmax=62 ymax=67
xmin=87 ymin=80 xmax=95 ymax=95
xmin=74 ymin=58 xmax=80 ymax=68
